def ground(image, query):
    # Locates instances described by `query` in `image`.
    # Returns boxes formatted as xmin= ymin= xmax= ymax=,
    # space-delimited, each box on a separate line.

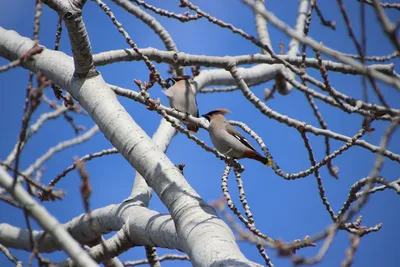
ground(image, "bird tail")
xmin=186 ymin=124 xmax=199 ymax=133
xmin=244 ymin=151 xmax=272 ymax=166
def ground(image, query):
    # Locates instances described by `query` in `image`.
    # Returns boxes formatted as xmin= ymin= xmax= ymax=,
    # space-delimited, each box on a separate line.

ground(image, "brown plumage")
xmin=202 ymin=108 xmax=271 ymax=166
xmin=164 ymin=76 xmax=199 ymax=133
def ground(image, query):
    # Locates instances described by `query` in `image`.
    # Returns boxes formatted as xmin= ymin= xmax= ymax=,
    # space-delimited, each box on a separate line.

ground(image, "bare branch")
xmin=23 ymin=125 xmax=99 ymax=177
xmin=112 ymin=0 xmax=185 ymax=76
xmin=124 ymin=254 xmax=190 ymax=266
xmin=243 ymin=0 xmax=400 ymax=90
xmin=370 ymin=0 xmax=400 ymax=52
xmin=0 ymin=242 xmax=23 ymax=267
xmin=0 ymin=167 xmax=97 ymax=267
xmin=130 ymin=0 xmax=202 ymax=22
xmin=357 ymin=0 xmax=400 ymax=10
xmin=48 ymin=148 xmax=117 ymax=190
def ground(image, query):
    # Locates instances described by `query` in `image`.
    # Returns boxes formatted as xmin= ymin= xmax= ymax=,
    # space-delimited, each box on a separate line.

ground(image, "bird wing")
xmin=225 ymin=122 xmax=257 ymax=152
xmin=162 ymin=88 xmax=174 ymax=97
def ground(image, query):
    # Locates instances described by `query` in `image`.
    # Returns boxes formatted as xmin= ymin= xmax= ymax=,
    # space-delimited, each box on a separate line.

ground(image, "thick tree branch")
xmin=93 ymin=48 xmax=395 ymax=76
xmin=0 ymin=26 xmax=256 ymax=267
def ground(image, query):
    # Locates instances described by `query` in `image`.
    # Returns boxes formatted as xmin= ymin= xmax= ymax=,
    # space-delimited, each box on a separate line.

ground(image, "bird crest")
xmin=165 ymin=75 xmax=192 ymax=88
xmin=202 ymin=108 xmax=231 ymax=119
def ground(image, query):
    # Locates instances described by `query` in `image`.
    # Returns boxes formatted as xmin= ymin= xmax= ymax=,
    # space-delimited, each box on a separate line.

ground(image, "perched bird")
xmin=163 ymin=75 xmax=199 ymax=133
xmin=202 ymin=108 xmax=272 ymax=166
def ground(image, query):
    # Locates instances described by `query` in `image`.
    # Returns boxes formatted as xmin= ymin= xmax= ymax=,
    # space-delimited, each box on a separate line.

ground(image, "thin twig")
xmin=300 ymin=1 xmax=338 ymax=179
xmin=337 ymin=0 xmax=389 ymax=108
xmin=315 ymin=48 xmax=348 ymax=111
xmin=123 ymin=254 xmax=190 ymax=266
xmin=298 ymin=129 xmax=336 ymax=221
xmin=314 ymin=3 xmax=336 ymax=30
xmin=234 ymin=170 xmax=273 ymax=266
xmin=243 ymin=0 xmax=400 ymax=90
xmin=220 ymin=165 xmax=276 ymax=245
xmin=0 ymin=243 xmax=23 ymax=267
xmin=370 ymin=0 xmax=400 ymax=52
xmin=130 ymin=0 xmax=202 ymax=22
xmin=23 ymin=125 xmax=99 ymax=177
xmin=357 ymin=0 xmax=400 ymax=10
xmin=229 ymin=65 xmax=372 ymax=180
xmin=48 ymin=148 xmax=118 ymax=189
xmin=1 ymin=162 xmax=64 ymax=201
xmin=341 ymin=234 xmax=361 ymax=267
xmin=93 ymin=0 xmax=167 ymax=89
xmin=0 ymin=45 xmax=43 ymax=73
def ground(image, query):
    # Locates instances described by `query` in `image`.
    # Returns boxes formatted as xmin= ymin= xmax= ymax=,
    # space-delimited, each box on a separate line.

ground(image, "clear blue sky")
xmin=0 ymin=0 xmax=399 ymax=266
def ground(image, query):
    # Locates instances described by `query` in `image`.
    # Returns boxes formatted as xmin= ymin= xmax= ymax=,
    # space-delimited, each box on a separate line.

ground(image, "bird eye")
xmin=202 ymin=115 xmax=210 ymax=122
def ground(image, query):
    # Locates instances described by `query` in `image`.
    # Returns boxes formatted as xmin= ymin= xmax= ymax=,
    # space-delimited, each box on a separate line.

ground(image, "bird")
xmin=163 ymin=75 xmax=199 ymax=133
xmin=202 ymin=108 xmax=272 ymax=166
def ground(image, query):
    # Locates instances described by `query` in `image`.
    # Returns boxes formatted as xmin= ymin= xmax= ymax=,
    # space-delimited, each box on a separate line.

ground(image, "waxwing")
xmin=163 ymin=76 xmax=199 ymax=133
xmin=202 ymin=108 xmax=271 ymax=166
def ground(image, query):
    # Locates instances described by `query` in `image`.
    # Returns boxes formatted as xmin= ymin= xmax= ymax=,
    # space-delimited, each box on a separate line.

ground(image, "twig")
xmin=212 ymin=197 xmax=315 ymax=254
xmin=75 ymin=158 xmax=91 ymax=213
xmin=1 ymin=162 xmax=64 ymax=201
xmin=123 ymin=254 xmax=190 ymax=266
xmin=33 ymin=0 xmax=42 ymax=43
xmin=0 ymin=243 xmax=23 ymax=267
xmin=54 ymin=16 xmax=62 ymax=50
xmin=234 ymin=170 xmax=273 ymax=267
xmin=291 ymin=226 xmax=336 ymax=265
xmin=63 ymin=112 xmax=85 ymax=135
xmin=315 ymin=48 xmax=348 ymax=112
xmin=0 ymin=194 xmax=22 ymax=208
xmin=4 ymin=106 xmax=69 ymax=165
xmin=357 ymin=0 xmax=400 ymax=10
xmin=243 ymin=0 xmax=400 ymax=90
xmin=342 ymin=116 xmax=399 ymax=224
xmin=93 ymin=48 xmax=396 ymax=76
xmin=0 ymin=45 xmax=43 ymax=73
xmin=48 ymin=148 xmax=118 ymax=189
xmin=339 ymin=50 xmax=399 ymax=62
xmin=220 ymin=165 xmax=276 ymax=245
xmin=113 ymin=0 xmax=185 ymax=76
xmin=93 ymin=0 xmax=167 ymax=89
xmin=337 ymin=0 xmax=389 ymax=108
xmin=130 ymin=0 xmax=202 ymax=22
xmin=370 ymin=0 xmax=400 ymax=53
xmin=356 ymin=177 xmax=400 ymax=198
xmin=300 ymin=1 xmax=338 ymax=179
xmin=229 ymin=65 xmax=373 ymax=180
xmin=314 ymin=3 xmax=336 ymax=30
xmin=180 ymin=0 xmax=303 ymax=96
xmin=298 ymin=129 xmax=336 ymax=221
xmin=230 ymin=66 xmax=400 ymax=162
xmin=199 ymin=85 xmax=240 ymax=93
xmin=23 ymin=125 xmax=99 ymax=177
xmin=337 ymin=176 xmax=400 ymax=219
xmin=341 ymin=234 xmax=360 ymax=267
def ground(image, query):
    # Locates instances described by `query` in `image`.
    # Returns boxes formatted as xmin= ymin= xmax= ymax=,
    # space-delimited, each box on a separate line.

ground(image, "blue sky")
xmin=0 ymin=0 xmax=399 ymax=266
